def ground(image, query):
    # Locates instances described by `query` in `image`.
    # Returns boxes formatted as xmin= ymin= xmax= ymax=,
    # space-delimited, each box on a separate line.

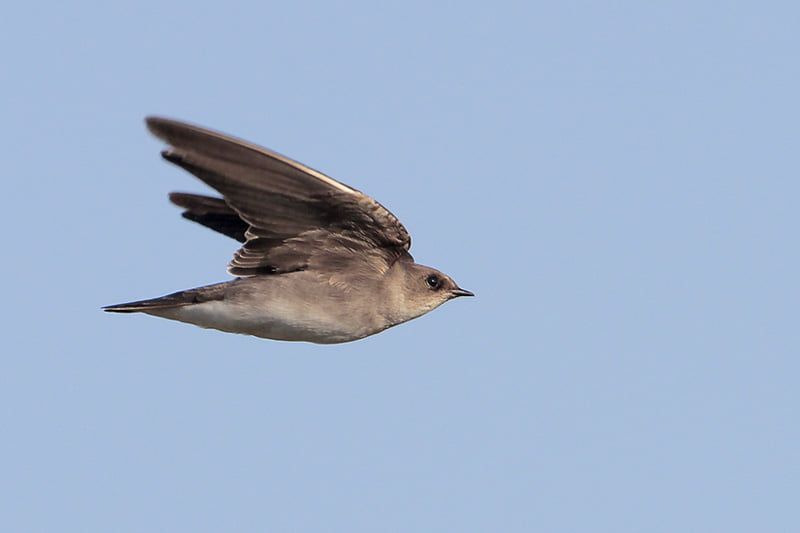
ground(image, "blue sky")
xmin=2 ymin=1 xmax=798 ymax=531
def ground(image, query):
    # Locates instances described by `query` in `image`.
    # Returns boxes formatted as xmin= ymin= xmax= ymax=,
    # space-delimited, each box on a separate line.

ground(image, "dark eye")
xmin=425 ymin=274 xmax=440 ymax=289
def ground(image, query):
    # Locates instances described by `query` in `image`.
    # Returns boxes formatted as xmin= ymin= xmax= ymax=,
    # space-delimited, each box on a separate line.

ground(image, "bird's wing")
xmin=147 ymin=117 xmax=412 ymax=277
xmin=169 ymin=192 xmax=248 ymax=243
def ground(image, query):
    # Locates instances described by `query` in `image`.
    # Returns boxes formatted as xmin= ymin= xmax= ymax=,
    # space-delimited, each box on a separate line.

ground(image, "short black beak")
xmin=451 ymin=287 xmax=475 ymax=298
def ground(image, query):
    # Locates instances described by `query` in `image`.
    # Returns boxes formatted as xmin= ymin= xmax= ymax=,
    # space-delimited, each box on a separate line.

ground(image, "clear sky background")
xmin=2 ymin=1 xmax=798 ymax=531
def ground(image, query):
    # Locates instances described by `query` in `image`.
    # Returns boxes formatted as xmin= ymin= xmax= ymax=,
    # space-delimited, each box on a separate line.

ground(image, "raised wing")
xmin=147 ymin=117 xmax=411 ymax=277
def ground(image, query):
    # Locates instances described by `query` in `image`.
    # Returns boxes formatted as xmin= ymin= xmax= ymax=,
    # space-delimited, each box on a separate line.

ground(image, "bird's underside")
xmin=105 ymin=273 xmax=395 ymax=344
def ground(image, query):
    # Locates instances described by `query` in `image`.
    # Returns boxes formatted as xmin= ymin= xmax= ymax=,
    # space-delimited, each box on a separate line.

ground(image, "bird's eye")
xmin=425 ymin=274 xmax=440 ymax=290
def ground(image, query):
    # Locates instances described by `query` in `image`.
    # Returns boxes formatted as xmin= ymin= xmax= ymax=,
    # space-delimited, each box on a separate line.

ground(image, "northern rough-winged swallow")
xmin=104 ymin=118 xmax=473 ymax=343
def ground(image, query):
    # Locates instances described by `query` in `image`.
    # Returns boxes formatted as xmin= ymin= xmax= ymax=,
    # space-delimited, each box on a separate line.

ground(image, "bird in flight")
xmin=104 ymin=118 xmax=473 ymax=343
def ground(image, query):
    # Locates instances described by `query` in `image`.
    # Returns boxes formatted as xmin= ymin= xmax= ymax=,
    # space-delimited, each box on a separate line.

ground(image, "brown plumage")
xmin=104 ymin=117 xmax=472 ymax=343
xmin=148 ymin=117 xmax=411 ymax=278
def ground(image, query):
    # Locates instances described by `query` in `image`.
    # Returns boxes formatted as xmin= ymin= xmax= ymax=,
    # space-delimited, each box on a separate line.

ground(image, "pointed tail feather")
xmin=103 ymin=283 xmax=228 ymax=313
xmin=102 ymin=298 xmax=187 ymax=313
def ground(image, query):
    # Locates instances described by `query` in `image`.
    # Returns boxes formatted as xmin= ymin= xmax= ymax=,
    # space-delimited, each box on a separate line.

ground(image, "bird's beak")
xmin=450 ymin=287 xmax=475 ymax=298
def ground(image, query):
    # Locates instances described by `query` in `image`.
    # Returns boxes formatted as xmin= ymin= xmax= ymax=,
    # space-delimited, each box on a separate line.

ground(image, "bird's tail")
xmin=103 ymin=283 xmax=228 ymax=313
xmin=103 ymin=297 xmax=184 ymax=313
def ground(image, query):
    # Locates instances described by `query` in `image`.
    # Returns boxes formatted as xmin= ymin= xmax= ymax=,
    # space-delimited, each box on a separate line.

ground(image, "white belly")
xmin=151 ymin=299 xmax=374 ymax=344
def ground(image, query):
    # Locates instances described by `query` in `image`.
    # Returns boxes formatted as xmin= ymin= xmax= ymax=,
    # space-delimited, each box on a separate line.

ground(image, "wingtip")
xmin=168 ymin=191 xmax=192 ymax=207
xmin=168 ymin=191 xmax=228 ymax=210
xmin=145 ymin=115 xmax=185 ymax=141
xmin=160 ymin=149 xmax=181 ymax=164
xmin=144 ymin=115 xmax=166 ymax=133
